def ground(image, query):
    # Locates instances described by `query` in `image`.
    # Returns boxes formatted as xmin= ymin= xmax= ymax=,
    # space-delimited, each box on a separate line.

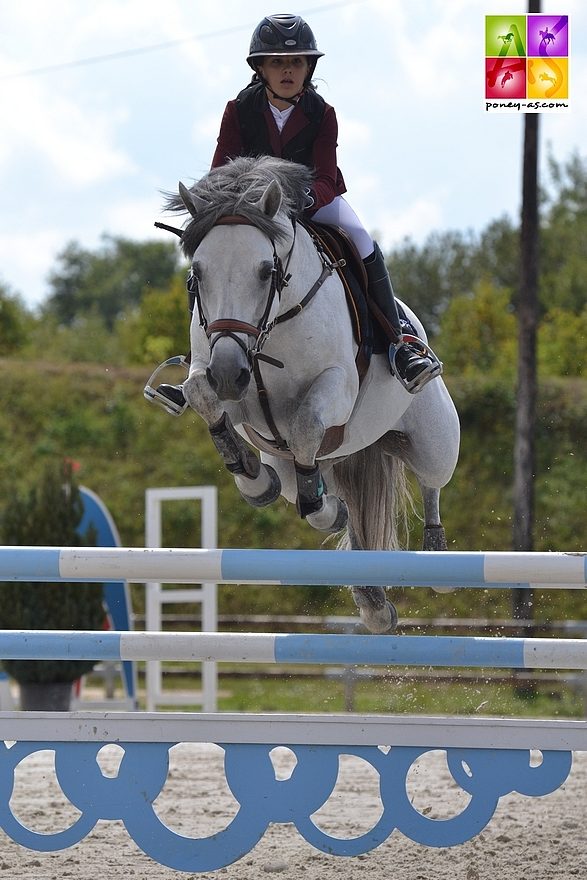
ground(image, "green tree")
xmin=42 ymin=235 xmax=180 ymax=329
xmin=387 ymin=220 xmax=518 ymax=336
xmin=0 ymin=461 xmax=105 ymax=685
xmin=0 ymin=282 xmax=33 ymax=355
xmin=436 ymin=280 xmax=517 ymax=380
xmin=118 ymin=273 xmax=190 ymax=365
xmin=538 ymin=151 xmax=587 ymax=314
xmin=537 ymin=306 xmax=587 ymax=378
xmin=25 ymin=308 xmax=127 ymax=366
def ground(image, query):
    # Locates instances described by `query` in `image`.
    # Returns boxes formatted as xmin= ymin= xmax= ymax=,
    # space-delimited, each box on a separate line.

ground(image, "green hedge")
xmin=0 ymin=360 xmax=585 ymax=623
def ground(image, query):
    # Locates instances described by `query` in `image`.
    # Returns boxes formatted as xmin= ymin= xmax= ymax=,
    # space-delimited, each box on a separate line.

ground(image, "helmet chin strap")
xmin=267 ymin=86 xmax=303 ymax=106
xmin=255 ymin=67 xmax=315 ymax=107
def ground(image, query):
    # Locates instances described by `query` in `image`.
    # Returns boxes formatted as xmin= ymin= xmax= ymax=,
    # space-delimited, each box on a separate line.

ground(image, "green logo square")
xmin=485 ymin=15 xmax=527 ymax=56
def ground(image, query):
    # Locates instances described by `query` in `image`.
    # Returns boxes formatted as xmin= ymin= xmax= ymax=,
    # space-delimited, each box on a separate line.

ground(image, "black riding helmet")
xmin=247 ymin=13 xmax=324 ymax=79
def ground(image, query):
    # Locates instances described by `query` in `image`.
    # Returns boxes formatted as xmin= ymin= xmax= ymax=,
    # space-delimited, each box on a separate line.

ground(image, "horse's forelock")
xmin=165 ymin=157 xmax=313 ymax=259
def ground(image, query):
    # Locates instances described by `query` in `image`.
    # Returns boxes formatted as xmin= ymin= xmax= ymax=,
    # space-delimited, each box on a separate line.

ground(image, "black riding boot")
xmin=363 ymin=243 xmax=442 ymax=393
xmin=156 ymin=383 xmax=186 ymax=410
xmin=143 ymin=355 xmax=189 ymax=416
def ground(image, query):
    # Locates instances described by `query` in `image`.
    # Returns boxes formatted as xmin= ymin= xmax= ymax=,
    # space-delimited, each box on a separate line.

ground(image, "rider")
xmin=151 ymin=13 xmax=442 ymax=414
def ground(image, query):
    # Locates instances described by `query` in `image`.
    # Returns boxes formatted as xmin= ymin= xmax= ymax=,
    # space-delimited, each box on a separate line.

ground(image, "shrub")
xmin=0 ymin=461 xmax=105 ymax=684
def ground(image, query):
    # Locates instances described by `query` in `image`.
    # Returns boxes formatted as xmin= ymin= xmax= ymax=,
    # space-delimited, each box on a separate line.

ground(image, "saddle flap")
xmin=301 ymin=219 xmax=373 ymax=378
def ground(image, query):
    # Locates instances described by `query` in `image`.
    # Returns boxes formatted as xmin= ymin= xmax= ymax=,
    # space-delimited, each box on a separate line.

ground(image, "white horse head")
xmin=172 ymin=159 xmax=308 ymax=402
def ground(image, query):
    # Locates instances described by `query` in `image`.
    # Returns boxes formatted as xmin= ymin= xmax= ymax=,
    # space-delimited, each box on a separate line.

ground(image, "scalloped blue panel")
xmin=0 ymin=740 xmax=572 ymax=872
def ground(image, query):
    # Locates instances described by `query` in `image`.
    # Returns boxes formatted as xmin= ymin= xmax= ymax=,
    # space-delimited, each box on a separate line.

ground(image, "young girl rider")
xmin=152 ymin=13 xmax=441 ymax=414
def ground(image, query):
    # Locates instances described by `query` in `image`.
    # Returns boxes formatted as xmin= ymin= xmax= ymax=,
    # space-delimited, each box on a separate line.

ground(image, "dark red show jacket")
xmin=210 ymin=84 xmax=347 ymax=213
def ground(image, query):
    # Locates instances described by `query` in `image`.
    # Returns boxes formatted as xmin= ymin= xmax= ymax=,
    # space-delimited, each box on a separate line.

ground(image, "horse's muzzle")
xmin=206 ymin=365 xmax=251 ymax=401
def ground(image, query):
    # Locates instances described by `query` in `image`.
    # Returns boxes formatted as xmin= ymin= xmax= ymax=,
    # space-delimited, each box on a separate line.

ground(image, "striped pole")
xmin=0 ymin=547 xmax=585 ymax=588
xmin=2 ymin=630 xmax=587 ymax=670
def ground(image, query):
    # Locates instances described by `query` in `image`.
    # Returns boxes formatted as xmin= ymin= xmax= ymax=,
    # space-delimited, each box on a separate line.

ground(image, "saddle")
xmin=301 ymin=219 xmax=373 ymax=381
xmin=301 ymin=220 xmax=398 ymax=378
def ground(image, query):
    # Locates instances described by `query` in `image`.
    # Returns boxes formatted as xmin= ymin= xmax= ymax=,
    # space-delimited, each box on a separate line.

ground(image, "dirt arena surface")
xmin=1 ymin=742 xmax=584 ymax=879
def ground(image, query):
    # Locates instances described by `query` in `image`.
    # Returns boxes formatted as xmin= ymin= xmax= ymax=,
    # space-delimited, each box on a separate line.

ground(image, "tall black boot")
xmin=363 ymin=243 xmax=442 ymax=393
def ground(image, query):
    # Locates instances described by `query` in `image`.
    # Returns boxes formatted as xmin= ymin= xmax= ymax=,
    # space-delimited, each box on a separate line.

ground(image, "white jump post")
xmin=0 ymin=546 xmax=585 ymax=872
xmin=144 ymin=487 xmax=218 ymax=711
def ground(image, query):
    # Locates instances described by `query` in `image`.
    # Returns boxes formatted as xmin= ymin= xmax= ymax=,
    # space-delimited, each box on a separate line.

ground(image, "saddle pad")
xmin=301 ymin=219 xmax=374 ymax=377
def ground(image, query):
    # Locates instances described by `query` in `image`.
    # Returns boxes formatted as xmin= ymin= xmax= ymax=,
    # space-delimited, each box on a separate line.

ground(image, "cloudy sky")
xmin=1 ymin=1 xmax=585 ymax=309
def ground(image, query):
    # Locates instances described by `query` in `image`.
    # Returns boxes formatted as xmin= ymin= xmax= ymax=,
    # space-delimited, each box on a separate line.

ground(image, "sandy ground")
xmin=0 ymin=741 xmax=585 ymax=880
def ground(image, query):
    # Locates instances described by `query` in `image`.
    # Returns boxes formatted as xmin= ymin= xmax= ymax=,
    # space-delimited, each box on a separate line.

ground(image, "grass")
xmin=146 ymin=666 xmax=586 ymax=718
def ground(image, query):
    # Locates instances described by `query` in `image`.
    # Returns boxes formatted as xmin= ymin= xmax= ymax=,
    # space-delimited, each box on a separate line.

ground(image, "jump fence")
xmin=0 ymin=546 xmax=586 ymax=872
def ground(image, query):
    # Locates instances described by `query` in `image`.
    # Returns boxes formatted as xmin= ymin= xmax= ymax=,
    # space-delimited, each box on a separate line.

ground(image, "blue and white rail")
xmin=0 ymin=546 xmax=586 ymax=588
xmin=2 ymin=630 xmax=587 ymax=670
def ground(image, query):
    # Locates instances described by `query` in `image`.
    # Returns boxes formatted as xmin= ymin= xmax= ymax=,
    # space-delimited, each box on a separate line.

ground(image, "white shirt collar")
xmin=269 ymin=102 xmax=295 ymax=133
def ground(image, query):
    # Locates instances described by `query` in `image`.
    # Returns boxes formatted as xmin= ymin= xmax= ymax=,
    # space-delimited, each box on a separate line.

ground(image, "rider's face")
xmin=259 ymin=55 xmax=310 ymax=106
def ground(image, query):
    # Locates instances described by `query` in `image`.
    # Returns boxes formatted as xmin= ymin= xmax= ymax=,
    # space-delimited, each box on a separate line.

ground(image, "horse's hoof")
xmin=237 ymin=464 xmax=281 ymax=508
xmin=422 ymin=525 xmax=448 ymax=551
xmin=352 ymin=588 xmax=398 ymax=634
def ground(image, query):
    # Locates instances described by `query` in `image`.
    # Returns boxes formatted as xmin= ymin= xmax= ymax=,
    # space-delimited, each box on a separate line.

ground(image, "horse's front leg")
xmin=287 ymin=366 xmax=356 ymax=533
xmin=183 ymin=368 xmax=281 ymax=509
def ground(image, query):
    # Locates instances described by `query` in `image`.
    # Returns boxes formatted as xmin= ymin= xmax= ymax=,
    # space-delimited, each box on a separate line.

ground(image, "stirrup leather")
xmin=389 ymin=334 xmax=443 ymax=393
xmin=143 ymin=355 xmax=189 ymax=416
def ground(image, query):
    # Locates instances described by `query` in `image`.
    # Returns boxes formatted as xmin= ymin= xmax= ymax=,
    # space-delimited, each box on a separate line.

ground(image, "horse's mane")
xmin=165 ymin=156 xmax=314 ymax=258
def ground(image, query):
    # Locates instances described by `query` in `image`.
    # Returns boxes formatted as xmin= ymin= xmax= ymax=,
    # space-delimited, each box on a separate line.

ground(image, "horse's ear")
xmin=178 ymin=182 xmax=210 ymax=218
xmin=256 ymin=179 xmax=283 ymax=218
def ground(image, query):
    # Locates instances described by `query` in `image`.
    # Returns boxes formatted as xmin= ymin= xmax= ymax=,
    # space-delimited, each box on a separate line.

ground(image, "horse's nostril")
xmin=236 ymin=368 xmax=250 ymax=392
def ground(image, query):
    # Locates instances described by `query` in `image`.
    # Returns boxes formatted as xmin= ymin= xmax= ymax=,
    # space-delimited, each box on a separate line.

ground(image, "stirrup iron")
xmin=143 ymin=355 xmax=189 ymax=416
xmin=389 ymin=334 xmax=443 ymax=393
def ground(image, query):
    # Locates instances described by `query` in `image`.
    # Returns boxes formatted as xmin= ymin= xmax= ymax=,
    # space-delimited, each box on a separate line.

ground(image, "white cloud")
xmin=0 ymin=46 xmax=134 ymax=188
xmin=193 ymin=112 xmax=224 ymax=144
xmin=372 ymin=197 xmax=445 ymax=250
xmin=0 ymin=230 xmax=66 ymax=305
xmin=105 ymin=193 xmax=171 ymax=240
xmin=336 ymin=112 xmax=372 ymax=149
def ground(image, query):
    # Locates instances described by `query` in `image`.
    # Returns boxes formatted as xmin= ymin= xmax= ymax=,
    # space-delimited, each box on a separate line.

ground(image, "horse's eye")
xmin=259 ymin=261 xmax=274 ymax=282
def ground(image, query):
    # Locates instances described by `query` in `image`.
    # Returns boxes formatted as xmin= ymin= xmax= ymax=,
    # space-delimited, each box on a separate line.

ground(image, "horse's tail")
xmin=332 ymin=433 xmax=415 ymax=551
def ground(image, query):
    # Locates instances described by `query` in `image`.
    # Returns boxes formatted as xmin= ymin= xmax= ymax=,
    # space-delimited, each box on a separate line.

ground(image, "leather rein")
xmin=191 ymin=214 xmax=343 ymax=453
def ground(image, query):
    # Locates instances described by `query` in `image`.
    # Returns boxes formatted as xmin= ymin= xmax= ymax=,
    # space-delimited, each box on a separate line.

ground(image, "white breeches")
xmin=312 ymin=196 xmax=374 ymax=260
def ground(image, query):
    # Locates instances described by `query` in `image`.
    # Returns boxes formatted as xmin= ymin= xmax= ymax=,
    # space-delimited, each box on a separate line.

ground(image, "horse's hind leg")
xmin=347 ymin=525 xmax=398 ymax=634
xmin=421 ymin=486 xmax=448 ymax=551
xmin=331 ymin=443 xmax=407 ymax=634
xmin=420 ymin=484 xmax=456 ymax=594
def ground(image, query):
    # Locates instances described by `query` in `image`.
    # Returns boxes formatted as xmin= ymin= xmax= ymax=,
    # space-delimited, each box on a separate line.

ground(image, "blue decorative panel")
xmin=0 ymin=740 xmax=572 ymax=872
